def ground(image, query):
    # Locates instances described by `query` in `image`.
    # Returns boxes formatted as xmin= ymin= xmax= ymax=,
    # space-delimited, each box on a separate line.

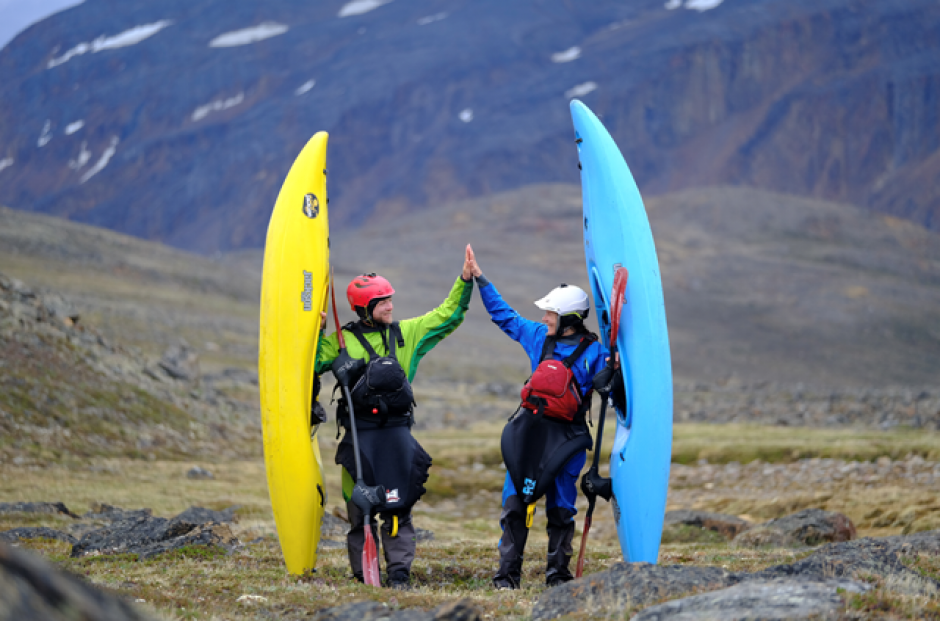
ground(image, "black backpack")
xmin=347 ymin=322 xmax=415 ymax=424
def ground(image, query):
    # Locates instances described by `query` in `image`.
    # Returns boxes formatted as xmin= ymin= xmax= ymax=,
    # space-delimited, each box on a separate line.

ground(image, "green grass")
xmin=2 ymin=422 xmax=940 ymax=619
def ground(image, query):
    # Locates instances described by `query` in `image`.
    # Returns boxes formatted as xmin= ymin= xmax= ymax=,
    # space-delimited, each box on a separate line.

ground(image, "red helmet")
xmin=347 ymin=273 xmax=395 ymax=313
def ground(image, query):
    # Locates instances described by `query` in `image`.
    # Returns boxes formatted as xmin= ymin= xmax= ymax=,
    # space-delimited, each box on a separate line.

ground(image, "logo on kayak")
xmin=301 ymin=270 xmax=313 ymax=311
xmin=302 ymin=193 xmax=319 ymax=219
xmin=386 ymin=488 xmax=400 ymax=503
xmin=522 ymin=478 xmax=536 ymax=496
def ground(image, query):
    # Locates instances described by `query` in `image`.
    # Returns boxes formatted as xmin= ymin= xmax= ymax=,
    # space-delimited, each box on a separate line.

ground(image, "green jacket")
xmin=315 ymin=276 xmax=473 ymax=381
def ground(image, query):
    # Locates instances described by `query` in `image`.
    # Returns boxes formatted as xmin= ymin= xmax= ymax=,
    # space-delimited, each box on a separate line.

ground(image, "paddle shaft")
xmin=576 ymin=267 xmax=628 ymax=578
xmin=330 ymin=274 xmax=381 ymax=587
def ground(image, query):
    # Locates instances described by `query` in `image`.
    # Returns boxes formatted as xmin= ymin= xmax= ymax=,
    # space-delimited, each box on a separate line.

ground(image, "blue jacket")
xmin=479 ymin=280 xmax=608 ymax=396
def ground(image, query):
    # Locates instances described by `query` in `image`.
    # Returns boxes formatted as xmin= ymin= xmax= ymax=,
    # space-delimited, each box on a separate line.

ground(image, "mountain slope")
xmin=0 ymin=0 xmax=937 ymax=252
xmin=2 ymin=181 xmax=939 ymax=394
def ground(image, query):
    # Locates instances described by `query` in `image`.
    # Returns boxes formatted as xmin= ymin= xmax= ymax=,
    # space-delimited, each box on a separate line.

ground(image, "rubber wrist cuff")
xmin=474 ymin=273 xmax=490 ymax=287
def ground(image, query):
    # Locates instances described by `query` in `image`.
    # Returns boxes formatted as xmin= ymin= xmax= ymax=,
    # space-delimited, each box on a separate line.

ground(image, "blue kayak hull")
xmin=571 ymin=100 xmax=673 ymax=564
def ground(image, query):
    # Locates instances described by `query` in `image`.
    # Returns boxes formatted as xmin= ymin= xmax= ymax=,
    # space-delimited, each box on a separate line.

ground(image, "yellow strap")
xmin=526 ymin=504 xmax=535 ymax=529
xmin=391 ymin=514 xmax=399 ymax=538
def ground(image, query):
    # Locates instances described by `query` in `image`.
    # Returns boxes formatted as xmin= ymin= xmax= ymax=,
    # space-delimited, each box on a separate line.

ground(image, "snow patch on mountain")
xmin=37 ymin=120 xmax=52 ymax=147
xmin=0 ymin=158 xmax=13 ymax=173
xmin=417 ymin=12 xmax=447 ymax=26
xmin=295 ymin=80 xmax=315 ymax=96
xmin=192 ymin=93 xmax=245 ymax=122
xmin=565 ymin=82 xmax=597 ymax=99
xmin=69 ymin=141 xmax=91 ymax=169
xmin=551 ymin=47 xmax=581 ymax=63
xmin=65 ymin=120 xmax=84 ymax=135
xmin=686 ymin=0 xmax=725 ymax=10
xmin=209 ymin=22 xmax=287 ymax=48
xmin=666 ymin=0 xmax=725 ymax=11
xmin=80 ymin=136 xmax=118 ymax=184
xmin=47 ymin=20 xmax=172 ymax=68
xmin=338 ymin=0 xmax=392 ymax=18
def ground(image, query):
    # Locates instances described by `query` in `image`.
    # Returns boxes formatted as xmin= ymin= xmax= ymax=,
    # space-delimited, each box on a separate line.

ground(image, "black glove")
xmin=331 ymin=350 xmax=365 ymax=388
xmin=351 ymin=481 xmax=386 ymax=517
xmin=580 ymin=467 xmax=613 ymax=502
xmin=592 ymin=361 xmax=619 ymax=395
xmin=310 ymin=399 xmax=327 ymax=426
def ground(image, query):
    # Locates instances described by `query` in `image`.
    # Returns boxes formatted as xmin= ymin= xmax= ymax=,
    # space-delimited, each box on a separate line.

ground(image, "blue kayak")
xmin=570 ymin=100 xmax=673 ymax=564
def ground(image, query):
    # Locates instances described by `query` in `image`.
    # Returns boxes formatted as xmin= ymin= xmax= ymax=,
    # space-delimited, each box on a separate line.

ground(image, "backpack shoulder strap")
xmin=561 ymin=334 xmax=596 ymax=369
xmin=347 ymin=322 xmax=379 ymax=360
xmin=539 ymin=334 xmax=557 ymax=362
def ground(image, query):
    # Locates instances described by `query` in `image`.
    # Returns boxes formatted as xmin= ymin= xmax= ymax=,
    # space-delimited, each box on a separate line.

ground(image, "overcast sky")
xmin=0 ymin=0 xmax=84 ymax=50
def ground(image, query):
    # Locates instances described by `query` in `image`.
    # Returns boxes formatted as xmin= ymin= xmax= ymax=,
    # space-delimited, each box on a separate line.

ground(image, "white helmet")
xmin=534 ymin=284 xmax=590 ymax=318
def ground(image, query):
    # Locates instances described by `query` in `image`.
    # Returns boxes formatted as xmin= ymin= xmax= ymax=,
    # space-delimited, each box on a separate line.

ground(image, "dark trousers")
xmin=495 ymin=494 xmax=576 ymax=587
xmin=346 ymin=497 xmax=415 ymax=582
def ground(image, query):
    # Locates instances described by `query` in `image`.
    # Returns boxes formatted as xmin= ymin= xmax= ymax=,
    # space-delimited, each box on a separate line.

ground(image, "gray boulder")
xmin=531 ymin=563 xmax=735 ymax=621
xmin=71 ymin=507 xmax=240 ymax=560
xmin=632 ymin=578 xmax=869 ymax=621
xmin=757 ymin=537 xmax=940 ymax=597
xmin=0 ymin=541 xmax=158 ymax=620
xmin=313 ymin=599 xmax=481 ymax=621
xmin=0 ymin=502 xmax=79 ymax=518
xmin=734 ymin=508 xmax=855 ymax=547
xmin=158 ymin=342 xmax=199 ymax=381
xmin=0 ymin=527 xmax=77 ymax=545
xmin=186 ymin=466 xmax=214 ymax=480
xmin=664 ymin=510 xmax=752 ymax=540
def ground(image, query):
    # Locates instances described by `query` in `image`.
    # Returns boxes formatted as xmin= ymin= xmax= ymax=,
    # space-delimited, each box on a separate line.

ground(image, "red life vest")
xmin=520 ymin=335 xmax=595 ymax=422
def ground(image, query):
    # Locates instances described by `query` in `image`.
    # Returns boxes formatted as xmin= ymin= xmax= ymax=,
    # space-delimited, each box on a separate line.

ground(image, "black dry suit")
xmin=476 ymin=275 xmax=609 ymax=588
xmin=332 ymin=321 xmax=431 ymax=583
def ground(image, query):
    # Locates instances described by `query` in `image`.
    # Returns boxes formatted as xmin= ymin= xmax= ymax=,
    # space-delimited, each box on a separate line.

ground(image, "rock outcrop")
xmin=0 ymin=542 xmax=158 ymax=621
xmin=733 ymin=508 xmax=856 ymax=548
xmin=531 ymin=530 xmax=940 ymax=620
xmin=313 ymin=599 xmax=481 ymax=621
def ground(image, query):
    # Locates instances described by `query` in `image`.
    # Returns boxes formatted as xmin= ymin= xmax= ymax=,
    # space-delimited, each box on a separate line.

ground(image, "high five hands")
xmin=463 ymin=244 xmax=482 ymax=280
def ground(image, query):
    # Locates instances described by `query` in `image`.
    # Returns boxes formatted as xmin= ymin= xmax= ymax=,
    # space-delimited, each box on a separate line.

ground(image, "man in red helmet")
xmin=314 ymin=246 xmax=475 ymax=588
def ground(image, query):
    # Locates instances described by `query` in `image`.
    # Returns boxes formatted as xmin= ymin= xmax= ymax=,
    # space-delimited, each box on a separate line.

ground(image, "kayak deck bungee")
xmin=259 ymin=131 xmax=331 ymax=575
xmin=571 ymin=100 xmax=673 ymax=565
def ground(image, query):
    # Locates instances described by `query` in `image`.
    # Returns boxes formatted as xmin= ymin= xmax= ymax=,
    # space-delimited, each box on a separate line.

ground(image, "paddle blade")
xmin=609 ymin=267 xmax=629 ymax=349
xmin=575 ymin=514 xmax=592 ymax=578
xmin=362 ymin=528 xmax=381 ymax=586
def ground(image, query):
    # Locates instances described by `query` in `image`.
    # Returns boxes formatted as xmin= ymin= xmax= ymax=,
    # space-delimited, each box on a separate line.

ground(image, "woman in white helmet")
xmin=464 ymin=245 xmax=610 ymax=590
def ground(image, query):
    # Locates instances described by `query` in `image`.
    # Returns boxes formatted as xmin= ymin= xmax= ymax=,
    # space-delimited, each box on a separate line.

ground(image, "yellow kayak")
xmin=259 ymin=132 xmax=330 ymax=574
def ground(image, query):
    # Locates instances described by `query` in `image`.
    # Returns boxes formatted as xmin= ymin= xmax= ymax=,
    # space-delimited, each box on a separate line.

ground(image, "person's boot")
xmin=381 ymin=512 xmax=415 ymax=590
xmin=493 ymin=495 xmax=529 ymax=589
xmin=545 ymin=507 xmax=575 ymax=587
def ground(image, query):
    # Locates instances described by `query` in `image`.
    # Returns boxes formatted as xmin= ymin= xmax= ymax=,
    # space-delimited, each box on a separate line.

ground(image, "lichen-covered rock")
xmin=0 ymin=527 xmax=77 ymax=545
xmin=70 ymin=508 xmax=240 ymax=559
xmin=733 ymin=508 xmax=855 ymax=547
xmin=0 ymin=541 xmax=158 ymax=620
xmin=732 ymin=525 xmax=800 ymax=549
xmin=312 ymin=599 xmax=481 ymax=621
xmin=664 ymin=510 xmax=752 ymax=540
xmin=186 ymin=466 xmax=214 ymax=480
xmin=170 ymin=505 xmax=237 ymax=525
xmin=756 ymin=537 xmax=940 ymax=596
xmin=531 ymin=563 xmax=735 ymax=621
xmin=632 ymin=578 xmax=868 ymax=621
xmin=0 ymin=502 xmax=79 ymax=518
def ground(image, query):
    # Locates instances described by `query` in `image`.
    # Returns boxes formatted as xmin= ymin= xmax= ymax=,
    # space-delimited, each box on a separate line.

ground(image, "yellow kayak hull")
xmin=259 ymin=132 xmax=330 ymax=574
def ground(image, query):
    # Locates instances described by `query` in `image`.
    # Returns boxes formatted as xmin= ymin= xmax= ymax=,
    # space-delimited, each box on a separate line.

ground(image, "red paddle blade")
xmin=362 ymin=528 xmax=381 ymax=586
xmin=329 ymin=268 xmax=346 ymax=349
xmin=575 ymin=515 xmax=593 ymax=578
xmin=609 ymin=267 xmax=629 ymax=350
